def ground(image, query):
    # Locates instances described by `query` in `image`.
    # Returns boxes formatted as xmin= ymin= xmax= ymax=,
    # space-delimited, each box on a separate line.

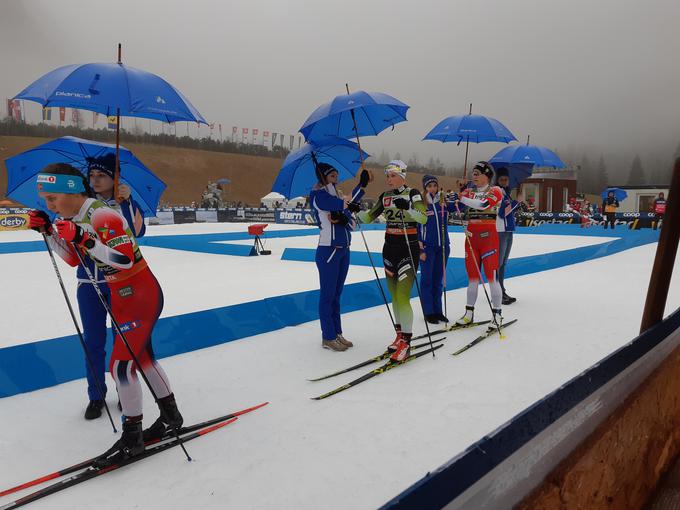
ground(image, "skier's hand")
xmin=347 ymin=202 xmax=361 ymax=213
xmin=54 ymin=220 xmax=90 ymax=246
xmin=28 ymin=210 xmax=53 ymax=235
xmin=117 ymin=184 xmax=132 ymax=201
xmin=394 ymin=198 xmax=410 ymax=210
xmin=420 ymin=251 xmax=426 ymax=262
xmin=329 ymin=211 xmax=349 ymax=226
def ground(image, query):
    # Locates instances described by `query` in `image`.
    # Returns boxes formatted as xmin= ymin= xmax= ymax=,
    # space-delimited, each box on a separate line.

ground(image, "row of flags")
xmin=6 ymin=100 xmax=303 ymax=150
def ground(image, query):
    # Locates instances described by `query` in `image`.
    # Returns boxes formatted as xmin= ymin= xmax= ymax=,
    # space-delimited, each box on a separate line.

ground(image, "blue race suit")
xmin=310 ymin=183 xmax=364 ymax=341
xmin=419 ymin=193 xmax=456 ymax=316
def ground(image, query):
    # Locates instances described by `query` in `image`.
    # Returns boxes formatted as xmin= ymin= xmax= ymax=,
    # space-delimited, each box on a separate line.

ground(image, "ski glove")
xmin=28 ymin=210 xmax=53 ymax=235
xmin=358 ymin=169 xmax=372 ymax=188
xmin=393 ymin=198 xmax=410 ymax=210
xmin=55 ymin=220 xmax=91 ymax=247
xmin=329 ymin=211 xmax=349 ymax=226
xmin=347 ymin=202 xmax=361 ymax=213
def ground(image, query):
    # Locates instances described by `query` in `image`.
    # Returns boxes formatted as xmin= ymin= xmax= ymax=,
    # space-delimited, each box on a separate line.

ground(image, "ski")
xmin=410 ymin=320 xmax=491 ymax=341
xmin=308 ymin=337 xmax=446 ymax=382
xmin=0 ymin=401 xmax=268 ymax=499
xmin=311 ymin=343 xmax=443 ymax=400
xmin=452 ymin=319 xmax=519 ymax=356
xmin=0 ymin=418 xmax=239 ymax=510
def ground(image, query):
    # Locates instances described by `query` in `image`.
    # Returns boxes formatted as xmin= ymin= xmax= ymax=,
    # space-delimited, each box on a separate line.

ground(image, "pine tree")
xmin=394 ymin=152 xmax=401 ymax=162
xmin=627 ymin=155 xmax=645 ymax=186
xmin=577 ymin=155 xmax=593 ymax=193
xmin=595 ymin=156 xmax=609 ymax=193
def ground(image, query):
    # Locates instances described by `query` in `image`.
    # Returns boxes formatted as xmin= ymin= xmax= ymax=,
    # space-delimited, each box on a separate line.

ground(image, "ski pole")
xmin=400 ymin=213 xmax=436 ymax=356
xmin=439 ymin=192 xmax=448 ymax=321
xmin=72 ymin=249 xmax=192 ymax=461
xmin=41 ymin=234 xmax=117 ymax=433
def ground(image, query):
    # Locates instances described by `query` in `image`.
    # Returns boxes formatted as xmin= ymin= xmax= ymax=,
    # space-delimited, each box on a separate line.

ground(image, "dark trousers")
xmin=604 ymin=212 xmax=616 ymax=229
xmin=77 ymin=281 xmax=111 ymax=401
xmin=315 ymin=246 xmax=351 ymax=340
xmin=498 ymin=231 xmax=514 ymax=293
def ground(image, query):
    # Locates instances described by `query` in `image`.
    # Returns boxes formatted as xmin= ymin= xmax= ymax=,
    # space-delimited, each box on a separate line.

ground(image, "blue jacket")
xmin=419 ymin=193 xmax=457 ymax=248
xmin=76 ymin=197 xmax=146 ymax=282
xmin=310 ymin=183 xmax=364 ymax=247
xmin=496 ymin=187 xmax=517 ymax=233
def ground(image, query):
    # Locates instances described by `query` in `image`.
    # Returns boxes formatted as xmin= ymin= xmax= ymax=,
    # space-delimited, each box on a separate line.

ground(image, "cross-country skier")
xmin=28 ymin=163 xmax=182 ymax=463
xmin=453 ymin=161 xmax=504 ymax=332
xmin=418 ymin=174 xmax=457 ymax=324
xmin=357 ymin=160 xmax=427 ymax=362
xmin=309 ymin=162 xmax=371 ymax=351
xmin=73 ymin=154 xmax=146 ymax=420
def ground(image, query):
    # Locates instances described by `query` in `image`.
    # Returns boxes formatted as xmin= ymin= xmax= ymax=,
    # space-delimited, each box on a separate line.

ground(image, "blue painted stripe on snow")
xmin=0 ymin=227 xmax=658 ymax=398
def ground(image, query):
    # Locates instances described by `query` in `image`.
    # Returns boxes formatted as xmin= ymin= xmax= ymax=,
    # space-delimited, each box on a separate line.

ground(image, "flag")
xmin=298 ymin=136 xmax=302 ymax=148
xmin=242 ymin=127 xmax=248 ymax=143
xmin=289 ymin=135 xmax=294 ymax=150
xmin=8 ymin=100 xmax=22 ymax=122
xmin=107 ymin=116 xmax=118 ymax=130
xmin=92 ymin=111 xmax=98 ymax=127
xmin=263 ymin=130 xmax=270 ymax=147
xmin=272 ymin=133 xmax=278 ymax=146
xmin=253 ymin=128 xmax=259 ymax=144
xmin=219 ymin=124 xmax=222 ymax=139
xmin=59 ymin=107 xmax=66 ymax=123
xmin=209 ymin=123 xmax=215 ymax=137
xmin=232 ymin=126 xmax=237 ymax=133
xmin=71 ymin=109 xmax=79 ymax=125
xmin=42 ymin=107 xmax=52 ymax=122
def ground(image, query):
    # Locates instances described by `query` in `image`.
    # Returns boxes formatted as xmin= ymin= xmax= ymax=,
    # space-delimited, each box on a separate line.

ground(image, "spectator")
xmin=653 ymin=192 xmax=667 ymax=230
xmin=494 ymin=168 xmax=518 ymax=304
xmin=602 ymin=191 xmax=619 ymax=229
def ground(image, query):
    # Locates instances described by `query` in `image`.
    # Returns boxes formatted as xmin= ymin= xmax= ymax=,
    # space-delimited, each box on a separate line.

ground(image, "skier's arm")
xmin=313 ymin=189 xmax=346 ymax=212
xmin=459 ymin=188 xmax=502 ymax=210
xmin=409 ymin=189 xmax=428 ymax=224
xmin=87 ymin=208 xmax=135 ymax=270
xmin=46 ymin=235 xmax=81 ymax=266
xmin=357 ymin=193 xmax=385 ymax=224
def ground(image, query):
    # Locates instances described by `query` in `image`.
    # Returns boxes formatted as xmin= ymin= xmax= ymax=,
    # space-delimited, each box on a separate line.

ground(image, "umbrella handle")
xmin=345 ymin=83 xmax=366 ymax=173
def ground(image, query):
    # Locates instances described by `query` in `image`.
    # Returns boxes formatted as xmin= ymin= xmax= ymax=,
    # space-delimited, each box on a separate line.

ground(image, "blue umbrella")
xmin=489 ymin=162 xmax=534 ymax=190
xmin=299 ymin=90 xmax=409 ymax=141
xmin=272 ymin=137 xmax=369 ymax=199
xmin=489 ymin=136 xmax=566 ymax=169
xmin=216 ymin=178 xmax=231 ymax=185
xmin=14 ymin=62 xmax=206 ymax=124
xmin=4 ymin=136 xmax=166 ymax=218
xmin=601 ymin=188 xmax=628 ymax=202
xmin=423 ymin=104 xmax=516 ymax=180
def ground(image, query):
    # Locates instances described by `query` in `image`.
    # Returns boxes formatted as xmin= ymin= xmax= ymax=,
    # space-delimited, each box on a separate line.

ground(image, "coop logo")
xmin=622 ymin=213 xmax=640 ymax=218
xmin=0 ymin=215 xmax=27 ymax=229
xmin=55 ymin=91 xmax=92 ymax=99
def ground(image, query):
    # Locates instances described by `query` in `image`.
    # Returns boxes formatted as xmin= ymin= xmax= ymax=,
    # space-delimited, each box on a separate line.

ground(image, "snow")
xmin=0 ymin=223 xmax=678 ymax=509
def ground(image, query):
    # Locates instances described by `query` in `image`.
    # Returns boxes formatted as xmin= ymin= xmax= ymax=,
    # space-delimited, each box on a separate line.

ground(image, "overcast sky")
xmin=1 ymin=0 xmax=679 ymax=172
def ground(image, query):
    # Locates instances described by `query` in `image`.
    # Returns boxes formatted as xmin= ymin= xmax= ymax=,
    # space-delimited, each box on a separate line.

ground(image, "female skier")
xmin=357 ymin=160 xmax=427 ymax=362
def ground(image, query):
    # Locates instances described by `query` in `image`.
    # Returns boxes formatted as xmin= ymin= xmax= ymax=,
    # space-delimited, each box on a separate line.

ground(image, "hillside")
xmin=0 ymin=136 xmax=462 ymax=207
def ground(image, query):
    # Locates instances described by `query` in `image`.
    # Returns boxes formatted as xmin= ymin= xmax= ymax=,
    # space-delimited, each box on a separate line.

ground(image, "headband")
xmin=36 ymin=173 xmax=86 ymax=194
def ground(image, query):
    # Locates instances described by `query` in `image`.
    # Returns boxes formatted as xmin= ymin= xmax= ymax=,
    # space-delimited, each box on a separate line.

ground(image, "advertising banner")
xmin=195 ymin=209 xmax=218 ymax=223
xmin=275 ymin=209 xmax=316 ymax=225
xmin=0 ymin=208 xmax=30 ymax=231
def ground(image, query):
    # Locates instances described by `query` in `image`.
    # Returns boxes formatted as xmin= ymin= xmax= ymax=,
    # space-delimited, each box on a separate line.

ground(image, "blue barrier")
xmin=0 ymin=226 xmax=659 ymax=398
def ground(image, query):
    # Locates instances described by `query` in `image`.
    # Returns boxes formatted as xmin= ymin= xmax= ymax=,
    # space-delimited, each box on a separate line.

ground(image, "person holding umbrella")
xmin=310 ymin=163 xmax=371 ymax=351
xmin=418 ymin=174 xmax=457 ymax=323
xmin=28 ymin=163 xmax=183 ymax=463
xmin=494 ymin=167 xmax=518 ymax=305
xmin=602 ymin=190 xmax=619 ymax=229
xmin=357 ymin=160 xmax=428 ymax=362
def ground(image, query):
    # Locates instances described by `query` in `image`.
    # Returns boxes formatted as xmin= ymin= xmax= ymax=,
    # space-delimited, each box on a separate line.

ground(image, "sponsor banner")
xmin=195 ymin=209 xmax=218 ymax=223
xmin=517 ymin=212 xmax=656 ymax=229
xmin=0 ymin=211 xmax=29 ymax=231
xmin=275 ymin=209 xmax=316 ymax=225
xmin=173 ymin=209 xmax=197 ymax=224
xmin=217 ymin=208 xmax=238 ymax=222
xmin=236 ymin=208 xmax=276 ymax=223
xmin=148 ymin=211 xmax=175 ymax=225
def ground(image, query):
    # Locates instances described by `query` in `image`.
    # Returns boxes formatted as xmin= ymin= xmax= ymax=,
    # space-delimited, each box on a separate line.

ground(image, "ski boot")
xmin=94 ymin=417 xmax=144 ymax=468
xmin=336 ymin=333 xmax=354 ymax=348
xmin=435 ymin=313 xmax=449 ymax=323
xmin=487 ymin=309 xmax=504 ymax=334
xmin=502 ymin=293 xmax=517 ymax=305
xmin=455 ymin=306 xmax=474 ymax=326
xmin=390 ymin=333 xmax=412 ymax=362
xmin=143 ymin=393 xmax=184 ymax=441
xmin=387 ymin=326 xmax=403 ymax=352
xmin=424 ymin=314 xmax=440 ymax=324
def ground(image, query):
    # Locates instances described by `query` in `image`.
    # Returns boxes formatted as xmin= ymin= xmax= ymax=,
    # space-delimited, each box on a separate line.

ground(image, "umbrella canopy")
xmin=299 ymin=91 xmax=409 ymax=141
xmin=489 ymin=144 xmax=566 ymax=169
xmin=272 ymin=137 xmax=369 ymax=199
xmin=601 ymin=188 xmax=628 ymax=202
xmin=216 ymin=178 xmax=231 ymax=185
xmin=4 ymin=136 xmax=166 ymax=217
xmin=489 ymin=162 xmax=534 ymax=190
xmin=14 ymin=62 xmax=207 ymax=124
xmin=423 ymin=114 xmax=516 ymax=144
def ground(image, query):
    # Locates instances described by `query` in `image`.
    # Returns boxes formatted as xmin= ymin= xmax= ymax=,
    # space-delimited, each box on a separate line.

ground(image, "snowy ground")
xmin=0 ymin=223 xmax=678 ymax=509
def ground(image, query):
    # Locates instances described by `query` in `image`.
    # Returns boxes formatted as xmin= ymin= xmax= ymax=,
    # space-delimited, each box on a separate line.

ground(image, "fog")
xmin=1 ymin=0 xmax=679 ymax=181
